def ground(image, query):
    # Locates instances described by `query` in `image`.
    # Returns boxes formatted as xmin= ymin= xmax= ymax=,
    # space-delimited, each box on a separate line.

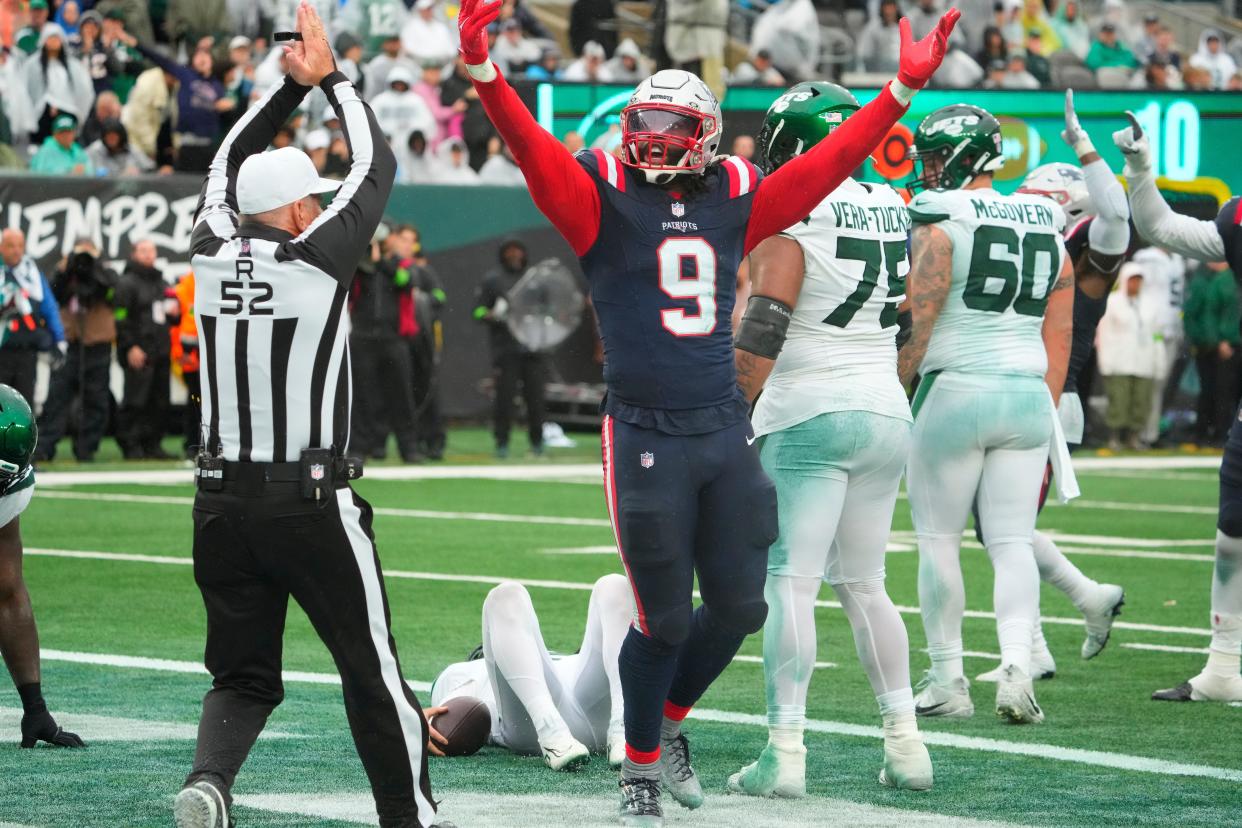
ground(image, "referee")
xmin=173 ymin=6 xmax=440 ymax=828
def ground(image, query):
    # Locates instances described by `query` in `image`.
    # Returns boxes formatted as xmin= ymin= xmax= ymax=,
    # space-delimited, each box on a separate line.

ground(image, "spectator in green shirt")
xmin=30 ymin=114 xmax=93 ymax=176
xmin=1184 ymin=260 xmax=1240 ymax=444
xmin=14 ymin=0 xmax=51 ymax=55
xmin=1085 ymin=23 xmax=1140 ymax=71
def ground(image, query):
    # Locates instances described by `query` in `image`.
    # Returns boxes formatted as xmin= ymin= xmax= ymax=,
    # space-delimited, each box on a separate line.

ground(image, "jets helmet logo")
xmin=640 ymin=452 xmax=654 ymax=469
xmin=925 ymin=114 xmax=980 ymax=137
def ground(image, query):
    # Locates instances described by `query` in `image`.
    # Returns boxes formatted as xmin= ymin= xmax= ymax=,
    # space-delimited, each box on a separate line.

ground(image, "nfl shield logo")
xmin=671 ymin=202 xmax=685 ymax=218
xmin=640 ymin=452 xmax=655 ymax=469
xmin=310 ymin=463 xmax=325 ymax=481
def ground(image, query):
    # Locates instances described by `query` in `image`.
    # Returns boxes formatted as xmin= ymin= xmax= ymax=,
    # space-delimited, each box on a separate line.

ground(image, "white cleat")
xmin=995 ymin=666 xmax=1044 ymax=724
xmin=607 ymin=724 xmax=626 ymax=768
xmin=914 ymin=673 xmax=974 ymax=719
xmin=879 ymin=732 xmax=933 ymax=791
xmin=726 ymin=742 xmax=807 ymax=799
xmin=660 ymin=733 xmax=704 ymax=810
xmin=1152 ymin=671 xmax=1242 ymax=703
xmin=174 ymin=781 xmax=230 ymax=828
xmin=542 ymin=737 xmax=591 ymax=771
xmin=1082 ymin=584 xmax=1125 ymax=659
xmin=977 ymin=647 xmax=1056 ymax=683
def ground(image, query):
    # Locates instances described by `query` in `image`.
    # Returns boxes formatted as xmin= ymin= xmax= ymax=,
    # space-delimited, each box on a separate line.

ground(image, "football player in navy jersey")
xmin=1112 ymin=114 xmax=1242 ymax=705
xmin=456 ymin=1 xmax=958 ymax=823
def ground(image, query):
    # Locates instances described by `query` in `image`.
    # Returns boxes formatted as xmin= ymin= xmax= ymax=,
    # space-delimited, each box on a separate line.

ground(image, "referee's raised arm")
xmin=174 ymin=5 xmax=442 ymax=828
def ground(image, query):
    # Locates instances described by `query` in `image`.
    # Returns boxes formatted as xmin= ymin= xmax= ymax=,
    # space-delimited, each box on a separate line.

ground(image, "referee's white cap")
xmin=236 ymin=147 xmax=341 ymax=214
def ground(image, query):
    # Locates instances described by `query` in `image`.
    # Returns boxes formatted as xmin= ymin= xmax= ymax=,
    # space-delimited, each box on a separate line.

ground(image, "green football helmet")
xmin=757 ymin=81 xmax=860 ymax=172
xmin=906 ymin=104 xmax=1004 ymax=192
xmin=0 ymin=384 xmax=36 ymax=487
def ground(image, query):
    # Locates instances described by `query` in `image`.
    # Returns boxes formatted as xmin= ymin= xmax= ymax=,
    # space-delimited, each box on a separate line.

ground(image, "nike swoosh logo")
xmin=745 ymin=435 xmax=757 ymax=446
xmin=915 ymin=702 xmax=947 ymax=715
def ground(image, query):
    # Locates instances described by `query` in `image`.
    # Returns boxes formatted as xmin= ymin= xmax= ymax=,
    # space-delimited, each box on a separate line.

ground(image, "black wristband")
xmin=735 ymin=294 xmax=793 ymax=360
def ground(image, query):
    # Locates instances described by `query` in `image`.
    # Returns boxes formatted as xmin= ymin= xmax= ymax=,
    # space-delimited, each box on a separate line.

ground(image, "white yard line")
xmin=24 ymin=547 xmax=1216 ymax=637
xmin=35 ymin=464 xmax=608 ymax=488
xmin=732 ymin=654 xmax=837 ymax=669
xmin=1070 ymin=456 xmax=1221 ymax=471
xmin=1121 ymin=643 xmax=1210 ymax=655
xmin=42 ymin=647 xmax=1242 ymax=786
xmin=236 ymin=791 xmax=1025 ymax=828
xmin=0 ymin=705 xmax=296 ymax=742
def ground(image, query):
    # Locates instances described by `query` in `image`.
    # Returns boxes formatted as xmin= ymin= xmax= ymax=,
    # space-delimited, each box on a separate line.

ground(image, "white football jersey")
xmin=908 ymin=187 xmax=1067 ymax=377
xmin=752 ymin=178 xmax=912 ymax=437
xmin=0 ymin=480 xmax=34 ymax=528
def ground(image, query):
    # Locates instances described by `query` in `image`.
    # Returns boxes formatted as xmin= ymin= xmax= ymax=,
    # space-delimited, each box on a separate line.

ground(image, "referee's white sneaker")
xmin=174 ymin=781 xmax=231 ymax=828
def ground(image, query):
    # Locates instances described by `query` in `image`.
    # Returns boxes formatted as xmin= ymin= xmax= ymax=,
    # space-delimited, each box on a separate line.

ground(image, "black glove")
xmin=20 ymin=708 xmax=86 ymax=748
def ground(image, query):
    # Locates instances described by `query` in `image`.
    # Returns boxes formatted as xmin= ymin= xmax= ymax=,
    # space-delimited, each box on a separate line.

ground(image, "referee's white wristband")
xmin=467 ymin=60 xmax=498 ymax=83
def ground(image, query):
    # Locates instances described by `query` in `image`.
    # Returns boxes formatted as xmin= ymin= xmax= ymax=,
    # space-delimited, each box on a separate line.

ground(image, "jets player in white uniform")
xmin=729 ymin=82 xmax=931 ymax=796
xmin=430 ymin=575 xmax=632 ymax=770
xmin=899 ymin=104 xmax=1074 ymax=725
xmin=974 ymin=92 xmax=1130 ymax=683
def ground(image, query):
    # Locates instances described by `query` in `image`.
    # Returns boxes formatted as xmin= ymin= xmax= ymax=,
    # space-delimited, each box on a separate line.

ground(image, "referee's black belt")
xmin=196 ymin=456 xmax=362 ymax=495
xmin=218 ymin=461 xmax=306 ymax=484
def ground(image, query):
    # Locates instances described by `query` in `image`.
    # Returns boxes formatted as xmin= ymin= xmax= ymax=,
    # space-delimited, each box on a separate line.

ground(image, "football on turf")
xmin=430 ymin=696 xmax=491 ymax=757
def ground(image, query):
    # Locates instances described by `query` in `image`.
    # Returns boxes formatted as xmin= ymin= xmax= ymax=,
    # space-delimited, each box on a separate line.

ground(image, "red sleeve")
xmin=472 ymin=68 xmax=600 ymax=256
xmin=743 ymin=84 xmax=908 ymax=256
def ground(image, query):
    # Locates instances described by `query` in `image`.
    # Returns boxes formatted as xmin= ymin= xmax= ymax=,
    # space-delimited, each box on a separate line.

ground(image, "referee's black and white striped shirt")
xmin=190 ymin=71 xmax=394 ymax=463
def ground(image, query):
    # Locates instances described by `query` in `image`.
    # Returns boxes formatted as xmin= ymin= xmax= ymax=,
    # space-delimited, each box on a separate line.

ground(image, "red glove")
xmin=896 ymin=8 xmax=961 ymax=90
xmin=457 ymin=0 xmax=503 ymax=66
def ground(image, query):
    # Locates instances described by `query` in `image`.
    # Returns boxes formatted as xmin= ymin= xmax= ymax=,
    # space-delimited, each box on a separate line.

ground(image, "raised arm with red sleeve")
xmin=743 ymin=87 xmax=906 ymax=255
xmin=469 ymin=70 xmax=601 ymax=256
xmin=744 ymin=8 xmax=960 ymax=255
xmin=458 ymin=0 xmax=599 ymax=255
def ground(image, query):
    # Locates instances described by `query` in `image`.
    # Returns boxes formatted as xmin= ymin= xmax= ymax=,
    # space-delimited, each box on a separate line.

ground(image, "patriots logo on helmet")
xmin=671 ymin=202 xmax=685 ymax=217
xmin=640 ymin=452 xmax=654 ymax=469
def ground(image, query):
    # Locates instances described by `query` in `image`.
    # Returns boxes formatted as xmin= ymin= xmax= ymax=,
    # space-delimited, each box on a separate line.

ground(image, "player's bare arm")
xmin=734 ymin=236 xmax=806 ymax=402
xmin=742 ymin=9 xmax=960 ymax=254
xmin=898 ymin=224 xmax=952 ymax=386
xmin=1041 ymin=256 xmax=1075 ymax=406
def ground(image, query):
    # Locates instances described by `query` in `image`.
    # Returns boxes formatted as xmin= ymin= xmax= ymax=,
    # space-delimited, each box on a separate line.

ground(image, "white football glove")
xmin=1111 ymin=111 xmax=1152 ymax=176
xmin=52 ymin=340 xmax=68 ymax=370
xmin=492 ymin=296 xmax=509 ymax=322
xmin=1061 ymin=89 xmax=1096 ymax=159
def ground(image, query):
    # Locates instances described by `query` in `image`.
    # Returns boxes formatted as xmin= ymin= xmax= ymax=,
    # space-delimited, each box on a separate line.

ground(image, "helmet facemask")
xmin=620 ymin=102 xmax=716 ymax=184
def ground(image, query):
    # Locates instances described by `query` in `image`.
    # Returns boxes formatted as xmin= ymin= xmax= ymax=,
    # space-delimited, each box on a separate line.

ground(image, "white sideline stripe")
xmin=25 ymin=547 xmax=1215 ymax=637
xmin=690 ymin=709 xmax=1242 ymax=784
xmin=1122 ymin=643 xmax=1211 ymax=655
xmin=43 ymin=648 xmax=1242 ymax=787
xmin=40 ymin=648 xmax=429 ymax=690
xmin=35 ymin=464 xmax=608 ymax=488
xmin=1071 ymin=456 xmax=1221 ymax=470
xmin=1053 ymin=499 xmax=1216 ymax=516
xmin=36 ymin=490 xmax=613 ymax=528
xmin=236 ymin=791 xmax=1026 ymax=828
xmin=732 ymin=654 xmax=837 ymax=669
xmin=34 ymin=491 xmax=1221 ymax=548
xmin=0 ymin=705 xmax=296 ymax=742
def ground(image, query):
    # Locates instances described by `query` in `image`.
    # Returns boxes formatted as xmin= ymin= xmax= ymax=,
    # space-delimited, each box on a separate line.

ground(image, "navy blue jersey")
xmin=576 ymin=149 xmax=762 ymax=435
xmin=1215 ymin=196 xmax=1242 ymax=276
xmin=1063 ymin=217 xmax=1107 ymax=395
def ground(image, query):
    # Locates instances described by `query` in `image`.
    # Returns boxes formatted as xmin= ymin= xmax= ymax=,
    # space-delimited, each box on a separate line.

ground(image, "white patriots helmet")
xmin=1018 ymin=163 xmax=1094 ymax=227
xmin=620 ymin=69 xmax=722 ymax=185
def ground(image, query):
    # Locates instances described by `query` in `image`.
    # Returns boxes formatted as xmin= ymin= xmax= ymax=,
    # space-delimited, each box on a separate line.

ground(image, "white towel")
xmin=1047 ymin=389 xmax=1080 ymax=503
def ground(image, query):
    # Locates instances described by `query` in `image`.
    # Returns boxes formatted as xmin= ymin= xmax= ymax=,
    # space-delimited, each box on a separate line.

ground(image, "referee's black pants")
xmin=188 ymin=479 xmax=436 ymax=827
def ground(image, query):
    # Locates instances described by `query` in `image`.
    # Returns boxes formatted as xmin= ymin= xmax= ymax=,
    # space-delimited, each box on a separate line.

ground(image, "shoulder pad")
xmin=907 ymin=189 xmax=957 ymax=224
xmin=577 ymin=148 xmax=627 ymax=192
xmin=721 ymin=155 xmax=761 ymax=198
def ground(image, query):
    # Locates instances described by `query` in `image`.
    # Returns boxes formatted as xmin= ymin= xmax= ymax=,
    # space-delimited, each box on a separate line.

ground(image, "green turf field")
xmin=2 ymin=434 xmax=1239 ymax=827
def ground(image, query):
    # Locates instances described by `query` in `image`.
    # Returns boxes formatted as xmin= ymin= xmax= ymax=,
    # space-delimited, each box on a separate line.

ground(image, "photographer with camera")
xmin=33 ymin=239 xmax=118 ymax=464
xmin=0 ymin=229 xmax=66 ymax=406
xmin=114 ymin=240 xmax=175 ymax=460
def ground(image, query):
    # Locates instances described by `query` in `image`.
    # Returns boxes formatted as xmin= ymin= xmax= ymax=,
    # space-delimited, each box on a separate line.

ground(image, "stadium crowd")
xmin=0 ymin=0 xmax=1237 ymax=179
xmin=0 ymin=0 xmax=1237 ymax=463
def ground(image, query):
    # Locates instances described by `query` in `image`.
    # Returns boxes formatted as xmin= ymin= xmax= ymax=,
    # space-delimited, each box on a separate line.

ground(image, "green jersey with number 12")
xmin=752 ymin=178 xmax=912 ymax=438
xmin=908 ymin=187 xmax=1067 ymax=378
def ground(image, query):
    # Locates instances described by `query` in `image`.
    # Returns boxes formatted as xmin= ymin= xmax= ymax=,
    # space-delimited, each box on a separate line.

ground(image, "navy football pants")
xmin=602 ymin=415 xmax=778 ymax=756
xmin=1219 ymin=402 xmax=1242 ymax=537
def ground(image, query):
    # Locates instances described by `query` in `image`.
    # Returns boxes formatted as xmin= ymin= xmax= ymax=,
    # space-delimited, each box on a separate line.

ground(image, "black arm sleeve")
xmin=281 ymin=72 xmax=397 ymax=286
xmin=190 ymin=75 xmax=312 ymax=256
